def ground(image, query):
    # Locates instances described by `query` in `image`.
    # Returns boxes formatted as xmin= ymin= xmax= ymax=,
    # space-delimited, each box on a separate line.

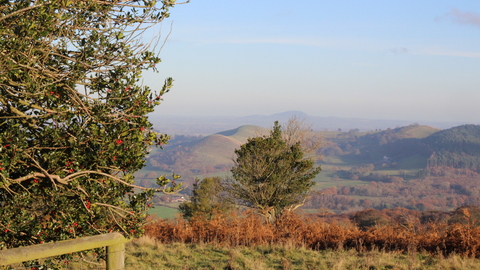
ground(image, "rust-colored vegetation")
xmin=145 ymin=209 xmax=480 ymax=258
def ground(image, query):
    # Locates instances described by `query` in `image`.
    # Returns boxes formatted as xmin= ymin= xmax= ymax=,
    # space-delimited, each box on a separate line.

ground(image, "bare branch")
xmin=0 ymin=3 xmax=46 ymax=22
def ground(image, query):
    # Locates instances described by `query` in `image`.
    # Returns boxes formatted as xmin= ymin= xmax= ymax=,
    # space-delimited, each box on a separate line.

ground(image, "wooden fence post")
xmin=0 ymin=233 xmax=130 ymax=268
xmin=106 ymin=242 xmax=126 ymax=270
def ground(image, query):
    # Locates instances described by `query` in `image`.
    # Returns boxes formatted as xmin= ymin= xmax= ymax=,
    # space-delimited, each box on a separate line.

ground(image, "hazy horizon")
xmin=152 ymin=110 xmax=478 ymax=125
xmin=141 ymin=1 xmax=480 ymax=123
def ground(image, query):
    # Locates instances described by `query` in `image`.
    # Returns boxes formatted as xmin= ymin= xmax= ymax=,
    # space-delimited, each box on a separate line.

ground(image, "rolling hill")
xmin=322 ymin=123 xmax=480 ymax=175
xmin=146 ymin=123 xmax=480 ymax=180
xmin=189 ymin=125 xmax=270 ymax=167
xmin=146 ymin=125 xmax=269 ymax=176
xmin=144 ymin=121 xmax=480 ymax=181
xmin=423 ymin=124 xmax=480 ymax=172
xmin=141 ymin=123 xmax=480 ymax=214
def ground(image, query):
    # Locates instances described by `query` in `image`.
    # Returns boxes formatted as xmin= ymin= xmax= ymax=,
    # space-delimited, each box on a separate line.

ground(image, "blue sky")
xmin=144 ymin=0 xmax=480 ymax=123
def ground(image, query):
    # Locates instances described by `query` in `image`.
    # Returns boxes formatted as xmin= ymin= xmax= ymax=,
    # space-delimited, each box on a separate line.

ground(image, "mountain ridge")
xmin=150 ymin=111 xmax=472 ymax=136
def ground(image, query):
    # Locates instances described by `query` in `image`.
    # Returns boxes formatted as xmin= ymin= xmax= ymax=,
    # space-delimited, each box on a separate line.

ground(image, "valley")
xmin=137 ymin=114 xmax=480 ymax=218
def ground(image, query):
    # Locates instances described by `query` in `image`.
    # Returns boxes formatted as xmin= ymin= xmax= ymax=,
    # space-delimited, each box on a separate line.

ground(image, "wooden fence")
xmin=0 ymin=233 xmax=130 ymax=270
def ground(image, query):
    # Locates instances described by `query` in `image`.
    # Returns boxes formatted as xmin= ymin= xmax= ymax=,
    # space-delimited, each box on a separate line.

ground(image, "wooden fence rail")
xmin=0 ymin=233 xmax=130 ymax=270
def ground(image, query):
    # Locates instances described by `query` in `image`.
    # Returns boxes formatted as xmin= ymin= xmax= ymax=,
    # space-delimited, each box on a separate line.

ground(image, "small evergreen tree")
xmin=229 ymin=121 xmax=321 ymax=223
xmin=179 ymin=177 xmax=233 ymax=220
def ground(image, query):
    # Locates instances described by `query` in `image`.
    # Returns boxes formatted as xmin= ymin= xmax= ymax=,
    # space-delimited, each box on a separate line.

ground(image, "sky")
xmin=143 ymin=0 xmax=480 ymax=123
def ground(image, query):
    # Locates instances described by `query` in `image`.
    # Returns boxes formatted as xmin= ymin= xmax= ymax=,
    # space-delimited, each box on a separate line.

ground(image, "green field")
xmin=398 ymin=154 xmax=428 ymax=169
xmin=148 ymin=205 xmax=179 ymax=219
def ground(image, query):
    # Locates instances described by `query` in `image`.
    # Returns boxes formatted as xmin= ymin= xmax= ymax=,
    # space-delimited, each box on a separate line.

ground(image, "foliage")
xmin=178 ymin=177 xmax=234 ymax=220
xmin=353 ymin=209 xmax=390 ymax=230
xmin=0 ymin=0 xmax=184 ymax=264
xmin=145 ymin=210 xmax=480 ymax=258
xmin=281 ymin=116 xmax=324 ymax=160
xmin=422 ymin=125 xmax=480 ymax=173
xmin=448 ymin=205 xmax=480 ymax=226
xmin=228 ymin=121 xmax=321 ymax=222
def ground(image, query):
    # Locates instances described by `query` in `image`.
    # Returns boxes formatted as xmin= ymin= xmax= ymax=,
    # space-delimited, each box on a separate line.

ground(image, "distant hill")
xmin=423 ymin=124 xmax=480 ymax=155
xmin=361 ymin=124 xmax=441 ymax=145
xmin=324 ymin=123 xmax=480 ymax=173
xmin=149 ymin=111 xmax=471 ymax=136
xmin=391 ymin=125 xmax=440 ymax=139
xmin=422 ymin=124 xmax=480 ymax=172
xmin=146 ymin=125 xmax=269 ymax=177
xmin=189 ymin=125 xmax=270 ymax=167
xmin=144 ymin=122 xmax=480 ymax=181
xmin=216 ymin=125 xmax=270 ymax=143
xmin=325 ymin=124 xmax=441 ymax=166
xmin=140 ymin=122 xmax=480 ymax=214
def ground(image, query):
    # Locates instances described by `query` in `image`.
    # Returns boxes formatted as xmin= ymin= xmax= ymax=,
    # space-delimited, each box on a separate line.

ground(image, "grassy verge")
xmin=125 ymin=236 xmax=480 ymax=270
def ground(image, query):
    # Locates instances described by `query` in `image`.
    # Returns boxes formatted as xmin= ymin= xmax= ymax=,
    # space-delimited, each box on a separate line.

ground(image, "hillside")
xmin=188 ymin=125 xmax=270 ymax=167
xmin=423 ymin=124 xmax=480 ymax=172
xmin=360 ymin=124 xmax=440 ymax=146
xmin=423 ymin=124 xmax=480 ymax=154
xmin=140 ymin=123 xmax=480 ymax=214
xmin=320 ymin=124 xmax=440 ymax=167
xmin=322 ymin=124 xmax=480 ymax=172
xmin=216 ymin=125 xmax=270 ymax=143
xmin=145 ymin=125 xmax=269 ymax=177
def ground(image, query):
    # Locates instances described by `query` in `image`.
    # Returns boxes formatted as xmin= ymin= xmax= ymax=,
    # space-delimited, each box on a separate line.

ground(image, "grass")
xmin=217 ymin=125 xmax=269 ymax=143
xmin=399 ymin=125 xmax=440 ymax=139
xmin=312 ymin=171 xmax=335 ymax=183
xmin=148 ymin=205 xmax=179 ymax=219
xmin=320 ymin=156 xmax=348 ymax=165
xmin=125 ymin=236 xmax=480 ymax=270
xmin=398 ymin=154 xmax=428 ymax=170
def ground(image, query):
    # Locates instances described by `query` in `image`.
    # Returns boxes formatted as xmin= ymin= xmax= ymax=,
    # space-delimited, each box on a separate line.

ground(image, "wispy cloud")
xmin=390 ymin=47 xmax=409 ymax=55
xmin=444 ymin=8 xmax=480 ymax=27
